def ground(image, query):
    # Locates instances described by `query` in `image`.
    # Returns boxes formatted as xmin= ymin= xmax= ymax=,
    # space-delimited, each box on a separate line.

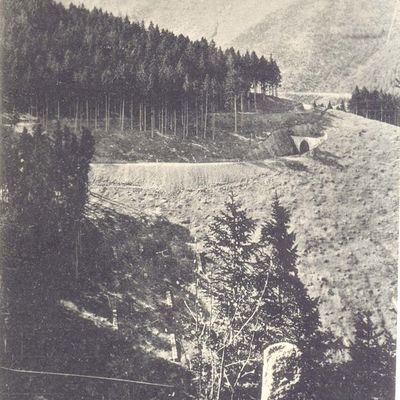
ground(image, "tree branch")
xmin=234 ymin=330 xmax=256 ymax=387
xmin=216 ymin=274 xmax=269 ymax=353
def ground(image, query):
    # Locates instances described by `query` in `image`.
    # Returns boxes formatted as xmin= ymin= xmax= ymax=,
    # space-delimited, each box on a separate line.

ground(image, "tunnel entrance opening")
xmin=299 ymin=140 xmax=310 ymax=154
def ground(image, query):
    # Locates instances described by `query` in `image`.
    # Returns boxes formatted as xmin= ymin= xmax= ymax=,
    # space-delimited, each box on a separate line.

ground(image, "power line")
xmin=0 ymin=366 xmax=174 ymax=389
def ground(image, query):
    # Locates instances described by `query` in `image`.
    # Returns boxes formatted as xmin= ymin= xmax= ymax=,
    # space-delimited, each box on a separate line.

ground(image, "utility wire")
xmin=0 ymin=366 xmax=174 ymax=389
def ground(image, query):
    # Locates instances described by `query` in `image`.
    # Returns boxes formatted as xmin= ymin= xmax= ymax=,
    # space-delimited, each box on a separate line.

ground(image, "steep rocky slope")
xmin=90 ymin=110 xmax=399 ymax=343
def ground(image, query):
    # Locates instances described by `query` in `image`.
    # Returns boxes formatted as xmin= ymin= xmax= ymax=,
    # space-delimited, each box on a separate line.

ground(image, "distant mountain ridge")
xmin=59 ymin=0 xmax=400 ymax=93
xmin=233 ymin=0 xmax=400 ymax=93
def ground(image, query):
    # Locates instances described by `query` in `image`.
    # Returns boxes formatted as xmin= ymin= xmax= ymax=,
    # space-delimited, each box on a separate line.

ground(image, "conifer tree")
xmin=260 ymin=194 xmax=325 ymax=399
xmin=201 ymin=193 xmax=266 ymax=400
xmin=347 ymin=311 xmax=396 ymax=400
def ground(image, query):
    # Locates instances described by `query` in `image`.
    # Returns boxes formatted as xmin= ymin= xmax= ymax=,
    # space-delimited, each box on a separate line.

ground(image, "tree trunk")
xmin=195 ymin=97 xmax=199 ymax=137
xmin=75 ymin=97 xmax=79 ymax=132
xmin=130 ymin=95 xmax=134 ymax=131
xmin=174 ymin=109 xmax=177 ymax=136
xmin=108 ymin=95 xmax=111 ymax=131
xmin=75 ymin=221 xmax=80 ymax=281
xmin=161 ymin=103 xmax=164 ymax=134
xmin=186 ymin=99 xmax=189 ymax=137
xmin=121 ymin=95 xmax=125 ymax=132
xmin=234 ymin=94 xmax=237 ymax=133
xmin=204 ymin=93 xmax=208 ymax=138
xmin=212 ymin=103 xmax=216 ymax=141
xmin=86 ymin=98 xmax=89 ymax=127
xmin=105 ymin=94 xmax=108 ymax=132
xmin=144 ymin=104 xmax=147 ymax=132
xmin=45 ymin=96 xmax=49 ymax=131
xmin=139 ymin=103 xmax=142 ymax=131
xmin=164 ymin=101 xmax=168 ymax=134
xmin=200 ymin=101 xmax=204 ymax=133
xmin=95 ymin=101 xmax=98 ymax=130
xmin=240 ymin=93 xmax=244 ymax=132
xmin=253 ymin=80 xmax=257 ymax=111
xmin=216 ymin=346 xmax=226 ymax=400
xmin=151 ymin=105 xmax=155 ymax=138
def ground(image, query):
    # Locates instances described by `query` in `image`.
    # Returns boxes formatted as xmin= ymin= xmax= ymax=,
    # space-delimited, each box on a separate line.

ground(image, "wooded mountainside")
xmin=2 ymin=0 xmax=281 ymax=136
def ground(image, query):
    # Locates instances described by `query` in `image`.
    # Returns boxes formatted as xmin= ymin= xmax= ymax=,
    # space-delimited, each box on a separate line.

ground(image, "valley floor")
xmin=90 ymin=110 xmax=399 ymax=342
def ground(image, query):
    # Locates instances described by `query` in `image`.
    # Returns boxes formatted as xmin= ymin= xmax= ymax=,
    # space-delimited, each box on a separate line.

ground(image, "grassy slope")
xmin=233 ymin=0 xmax=397 ymax=92
xmin=90 ymin=110 xmax=399 ymax=342
xmin=353 ymin=29 xmax=400 ymax=94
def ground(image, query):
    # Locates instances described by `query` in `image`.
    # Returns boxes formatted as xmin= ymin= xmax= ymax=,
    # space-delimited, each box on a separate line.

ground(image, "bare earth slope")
xmin=90 ymin=110 xmax=399 ymax=342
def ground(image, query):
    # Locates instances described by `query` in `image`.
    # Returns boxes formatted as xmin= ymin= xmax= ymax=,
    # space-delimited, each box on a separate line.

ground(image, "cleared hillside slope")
xmin=353 ymin=27 xmax=400 ymax=94
xmin=233 ymin=0 xmax=399 ymax=92
xmin=90 ymin=110 xmax=399 ymax=342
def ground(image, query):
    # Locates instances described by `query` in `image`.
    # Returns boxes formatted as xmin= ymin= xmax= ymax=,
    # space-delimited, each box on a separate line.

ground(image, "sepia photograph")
xmin=0 ymin=0 xmax=399 ymax=399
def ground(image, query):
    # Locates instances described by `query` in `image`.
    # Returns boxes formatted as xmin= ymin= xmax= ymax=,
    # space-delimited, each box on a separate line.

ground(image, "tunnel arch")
xmin=299 ymin=140 xmax=310 ymax=154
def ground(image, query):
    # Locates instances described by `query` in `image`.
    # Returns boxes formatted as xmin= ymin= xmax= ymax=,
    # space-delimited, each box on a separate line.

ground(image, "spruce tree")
xmin=202 ymin=193 xmax=263 ymax=400
xmin=260 ymin=194 xmax=325 ymax=399
xmin=347 ymin=311 xmax=396 ymax=400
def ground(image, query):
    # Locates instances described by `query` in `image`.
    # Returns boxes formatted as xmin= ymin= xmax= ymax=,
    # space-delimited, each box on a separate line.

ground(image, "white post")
xmin=261 ymin=342 xmax=301 ymax=400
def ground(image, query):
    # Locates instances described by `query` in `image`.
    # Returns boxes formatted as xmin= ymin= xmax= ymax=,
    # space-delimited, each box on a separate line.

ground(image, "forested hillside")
xmin=3 ymin=0 xmax=281 ymax=138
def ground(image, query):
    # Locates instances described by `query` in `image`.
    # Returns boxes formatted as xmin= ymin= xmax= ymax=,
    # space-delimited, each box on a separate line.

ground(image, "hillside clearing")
xmin=92 ymin=109 xmax=325 ymax=163
xmin=90 ymin=110 xmax=399 ymax=343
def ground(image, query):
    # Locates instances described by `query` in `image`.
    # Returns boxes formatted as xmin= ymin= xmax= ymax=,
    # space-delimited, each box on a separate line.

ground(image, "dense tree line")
xmin=3 ymin=0 xmax=281 ymax=136
xmin=348 ymin=86 xmax=400 ymax=125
